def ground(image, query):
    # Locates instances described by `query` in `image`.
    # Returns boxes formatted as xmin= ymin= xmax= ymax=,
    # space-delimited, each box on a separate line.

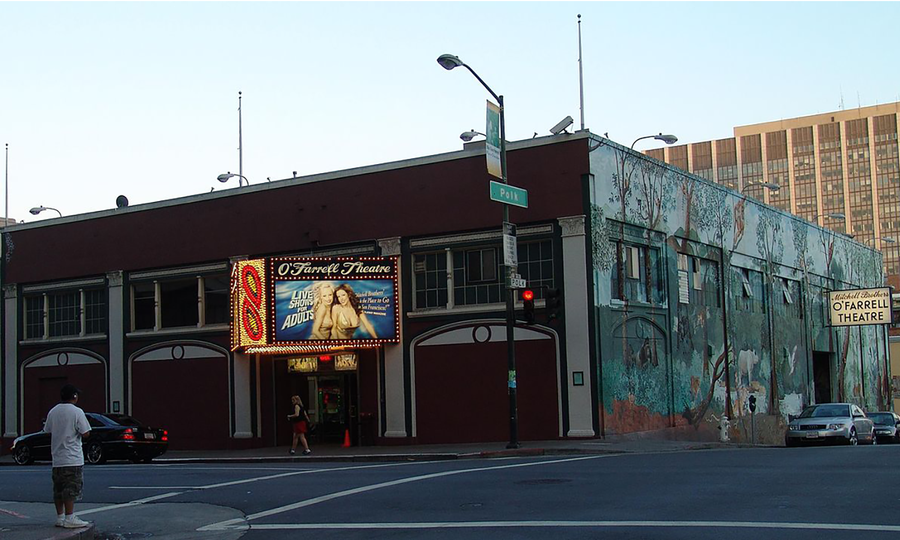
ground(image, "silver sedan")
xmin=785 ymin=403 xmax=876 ymax=446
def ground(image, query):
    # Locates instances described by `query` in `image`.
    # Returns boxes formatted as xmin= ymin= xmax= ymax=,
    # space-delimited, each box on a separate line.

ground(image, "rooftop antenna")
xmin=4 ymin=143 xmax=7 ymax=225
xmin=238 ymin=91 xmax=243 ymax=183
xmin=577 ymin=14 xmax=585 ymax=130
xmin=839 ymin=86 xmax=845 ymax=110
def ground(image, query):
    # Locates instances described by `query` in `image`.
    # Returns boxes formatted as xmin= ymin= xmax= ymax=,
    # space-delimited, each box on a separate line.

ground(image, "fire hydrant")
xmin=718 ymin=415 xmax=731 ymax=442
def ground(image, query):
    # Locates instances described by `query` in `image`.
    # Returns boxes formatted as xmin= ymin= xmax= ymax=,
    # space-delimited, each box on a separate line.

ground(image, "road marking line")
xmin=240 ymin=521 xmax=900 ymax=532
xmin=198 ymin=455 xmax=608 ymax=531
xmin=0 ymin=508 xmax=29 ymax=519
xmin=111 ymin=461 xmax=420 ymax=490
xmin=77 ymin=492 xmax=183 ymax=516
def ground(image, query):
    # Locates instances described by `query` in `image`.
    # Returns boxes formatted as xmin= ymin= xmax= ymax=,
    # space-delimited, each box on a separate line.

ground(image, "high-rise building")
xmin=648 ymin=102 xmax=900 ymax=276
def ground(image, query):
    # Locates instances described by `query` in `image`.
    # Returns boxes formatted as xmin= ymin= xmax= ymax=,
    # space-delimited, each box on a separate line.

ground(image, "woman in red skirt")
xmin=288 ymin=395 xmax=312 ymax=455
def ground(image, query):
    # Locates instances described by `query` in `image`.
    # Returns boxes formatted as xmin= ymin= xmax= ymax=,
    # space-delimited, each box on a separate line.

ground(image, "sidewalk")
xmin=1 ymin=435 xmax=748 ymax=540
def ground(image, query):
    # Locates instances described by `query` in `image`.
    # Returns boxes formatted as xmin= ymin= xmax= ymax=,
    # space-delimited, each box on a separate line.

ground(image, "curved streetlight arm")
xmin=460 ymin=130 xmax=486 ymax=142
xmin=29 ymin=206 xmax=62 ymax=217
xmin=741 ymin=182 xmax=780 ymax=195
xmin=631 ymin=134 xmax=655 ymax=149
xmin=217 ymin=172 xmax=250 ymax=186
xmin=631 ymin=133 xmax=678 ymax=150
xmin=460 ymin=63 xmax=500 ymax=103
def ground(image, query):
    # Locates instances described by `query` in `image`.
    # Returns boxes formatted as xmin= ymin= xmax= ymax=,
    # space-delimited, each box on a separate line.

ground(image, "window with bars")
xmin=131 ymin=273 xmax=230 ymax=332
xmin=612 ymin=241 xmax=664 ymax=304
xmin=412 ymin=239 xmax=554 ymax=310
xmin=733 ymin=267 xmax=766 ymax=314
xmin=413 ymin=252 xmax=449 ymax=309
xmin=24 ymin=287 xmax=106 ymax=340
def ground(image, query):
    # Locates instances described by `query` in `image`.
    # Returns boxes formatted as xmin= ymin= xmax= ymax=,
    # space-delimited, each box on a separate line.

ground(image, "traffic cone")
xmin=341 ymin=429 xmax=351 ymax=448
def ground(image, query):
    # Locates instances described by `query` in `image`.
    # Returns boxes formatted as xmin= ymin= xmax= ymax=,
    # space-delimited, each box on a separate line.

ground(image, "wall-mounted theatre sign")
xmin=231 ymin=256 xmax=400 ymax=353
xmin=828 ymin=287 xmax=892 ymax=327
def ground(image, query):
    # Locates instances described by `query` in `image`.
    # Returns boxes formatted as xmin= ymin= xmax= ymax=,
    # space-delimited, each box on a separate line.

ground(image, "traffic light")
xmin=522 ymin=289 xmax=535 ymax=324
xmin=546 ymin=287 xmax=562 ymax=320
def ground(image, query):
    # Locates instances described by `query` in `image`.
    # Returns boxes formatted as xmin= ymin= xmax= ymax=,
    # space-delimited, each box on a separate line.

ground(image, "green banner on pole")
xmin=486 ymin=100 xmax=501 ymax=179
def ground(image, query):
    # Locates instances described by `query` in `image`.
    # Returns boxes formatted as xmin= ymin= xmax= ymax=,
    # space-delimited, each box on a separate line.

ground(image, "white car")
xmin=785 ymin=403 xmax=876 ymax=447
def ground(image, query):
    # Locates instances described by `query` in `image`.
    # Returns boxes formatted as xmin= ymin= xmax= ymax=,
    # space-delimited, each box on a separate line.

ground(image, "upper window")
xmin=413 ymin=239 xmax=554 ymax=311
xmin=732 ymin=267 xmax=765 ymax=313
xmin=131 ymin=273 xmax=229 ymax=332
xmin=678 ymin=254 xmax=720 ymax=307
xmin=611 ymin=241 xmax=664 ymax=304
xmin=24 ymin=287 xmax=107 ymax=340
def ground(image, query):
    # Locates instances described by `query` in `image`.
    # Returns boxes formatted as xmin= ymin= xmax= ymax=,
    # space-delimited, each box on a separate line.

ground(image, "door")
xmin=812 ymin=352 xmax=832 ymax=404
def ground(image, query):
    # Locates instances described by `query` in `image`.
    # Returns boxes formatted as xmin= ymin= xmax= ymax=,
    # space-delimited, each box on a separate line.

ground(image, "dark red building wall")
xmin=6 ymin=140 xmax=588 ymax=284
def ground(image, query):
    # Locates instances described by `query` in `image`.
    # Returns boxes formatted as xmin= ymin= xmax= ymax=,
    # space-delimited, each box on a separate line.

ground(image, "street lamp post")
xmin=216 ymin=172 xmax=250 ymax=187
xmin=29 ymin=206 xmax=62 ymax=218
xmin=438 ymin=53 xmax=520 ymax=448
xmin=631 ymin=133 xmax=678 ymax=150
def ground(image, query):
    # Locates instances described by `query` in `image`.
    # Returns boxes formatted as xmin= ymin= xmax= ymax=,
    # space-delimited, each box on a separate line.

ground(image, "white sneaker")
xmin=63 ymin=516 xmax=90 ymax=529
xmin=55 ymin=517 xmax=65 ymax=527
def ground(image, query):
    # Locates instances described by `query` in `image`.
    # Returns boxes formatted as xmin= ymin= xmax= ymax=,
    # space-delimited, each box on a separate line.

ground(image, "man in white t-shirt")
xmin=43 ymin=384 xmax=92 ymax=529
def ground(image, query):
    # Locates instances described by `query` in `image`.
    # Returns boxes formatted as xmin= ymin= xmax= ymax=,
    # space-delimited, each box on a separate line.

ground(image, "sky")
xmin=2 ymin=1 xmax=900 ymax=222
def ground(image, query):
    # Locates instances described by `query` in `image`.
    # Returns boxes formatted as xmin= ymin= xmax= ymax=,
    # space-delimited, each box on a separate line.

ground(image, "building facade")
xmin=0 ymin=131 xmax=889 ymax=454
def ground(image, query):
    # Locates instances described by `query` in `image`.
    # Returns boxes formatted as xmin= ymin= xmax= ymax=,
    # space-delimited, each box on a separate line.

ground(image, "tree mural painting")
xmin=755 ymin=206 xmax=785 ymax=414
xmin=673 ymin=178 xmax=733 ymax=426
xmin=602 ymin=145 xmax=672 ymax=432
xmin=685 ymin=183 xmax=734 ymax=424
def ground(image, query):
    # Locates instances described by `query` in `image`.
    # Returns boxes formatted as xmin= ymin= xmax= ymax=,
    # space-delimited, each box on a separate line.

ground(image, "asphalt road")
xmin=3 ymin=444 xmax=900 ymax=539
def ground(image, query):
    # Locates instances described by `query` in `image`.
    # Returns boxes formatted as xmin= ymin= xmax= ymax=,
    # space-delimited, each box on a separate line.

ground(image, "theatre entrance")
xmin=275 ymin=354 xmax=360 ymax=446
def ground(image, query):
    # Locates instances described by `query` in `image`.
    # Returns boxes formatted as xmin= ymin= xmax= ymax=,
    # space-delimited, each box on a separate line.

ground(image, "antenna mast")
xmin=238 ymin=91 xmax=243 ymax=183
xmin=577 ymin=14 xmax=585 ymax=131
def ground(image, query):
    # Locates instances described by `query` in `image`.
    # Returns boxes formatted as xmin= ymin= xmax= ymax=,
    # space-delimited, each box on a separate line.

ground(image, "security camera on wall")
xmin=550 ymin=116 xmax=574 ymax=135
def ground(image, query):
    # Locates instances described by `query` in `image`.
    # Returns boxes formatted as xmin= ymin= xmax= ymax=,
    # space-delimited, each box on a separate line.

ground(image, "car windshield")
xmin=867 ymin=413 xmax=894 ymax=425
xmin=799 ymin=405 xmax=850 ymax=418
xmin=104 ymin=414 xmax=143 ymax=427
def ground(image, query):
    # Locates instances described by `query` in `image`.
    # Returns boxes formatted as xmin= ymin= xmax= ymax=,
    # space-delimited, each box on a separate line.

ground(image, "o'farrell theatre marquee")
xmin=231 ymin=256 xmax=401 ymax=354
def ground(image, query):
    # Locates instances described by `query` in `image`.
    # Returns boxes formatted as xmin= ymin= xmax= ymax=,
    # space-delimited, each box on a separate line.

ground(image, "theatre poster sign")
xmin=828 ymin=287 xmax=892 ymax=327
xmin=231 ymin=256 xmax=400 ymax=353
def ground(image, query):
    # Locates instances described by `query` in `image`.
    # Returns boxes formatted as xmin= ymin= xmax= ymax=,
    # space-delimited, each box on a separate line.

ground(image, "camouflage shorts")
xmin=52 ymin=466 xmax=84 ymax=502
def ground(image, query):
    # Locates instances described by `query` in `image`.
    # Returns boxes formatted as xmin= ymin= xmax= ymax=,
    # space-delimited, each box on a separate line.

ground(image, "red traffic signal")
xmin=522 ymin=289 xmax=535 ymax=324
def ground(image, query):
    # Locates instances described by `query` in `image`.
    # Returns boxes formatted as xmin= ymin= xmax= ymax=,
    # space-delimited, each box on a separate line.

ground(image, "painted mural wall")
xmin=588 ymin=138 xmax=888 ymax=441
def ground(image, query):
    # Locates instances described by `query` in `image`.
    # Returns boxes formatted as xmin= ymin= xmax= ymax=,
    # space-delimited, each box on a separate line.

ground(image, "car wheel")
xmin=85 ymin=442 xmax=106 ymax=464
xmin=848 ymin=428 xmax=858 ymax=446
xmin=13 ymin=443 xmax=34 ymax=465
xmin=871 ymin=434 xmax=878 ymax=446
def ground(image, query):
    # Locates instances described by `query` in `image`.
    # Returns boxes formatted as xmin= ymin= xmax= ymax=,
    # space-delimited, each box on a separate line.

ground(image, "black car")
xmin=10 ymin=412 xmax=168 ymax=465
xmin=867 ymin=411 xmax=900 ymax=443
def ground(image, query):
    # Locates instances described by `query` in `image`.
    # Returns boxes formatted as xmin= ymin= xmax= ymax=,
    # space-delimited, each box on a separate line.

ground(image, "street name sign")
xmin=490 ymin=181 xmax=528 ymax=209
